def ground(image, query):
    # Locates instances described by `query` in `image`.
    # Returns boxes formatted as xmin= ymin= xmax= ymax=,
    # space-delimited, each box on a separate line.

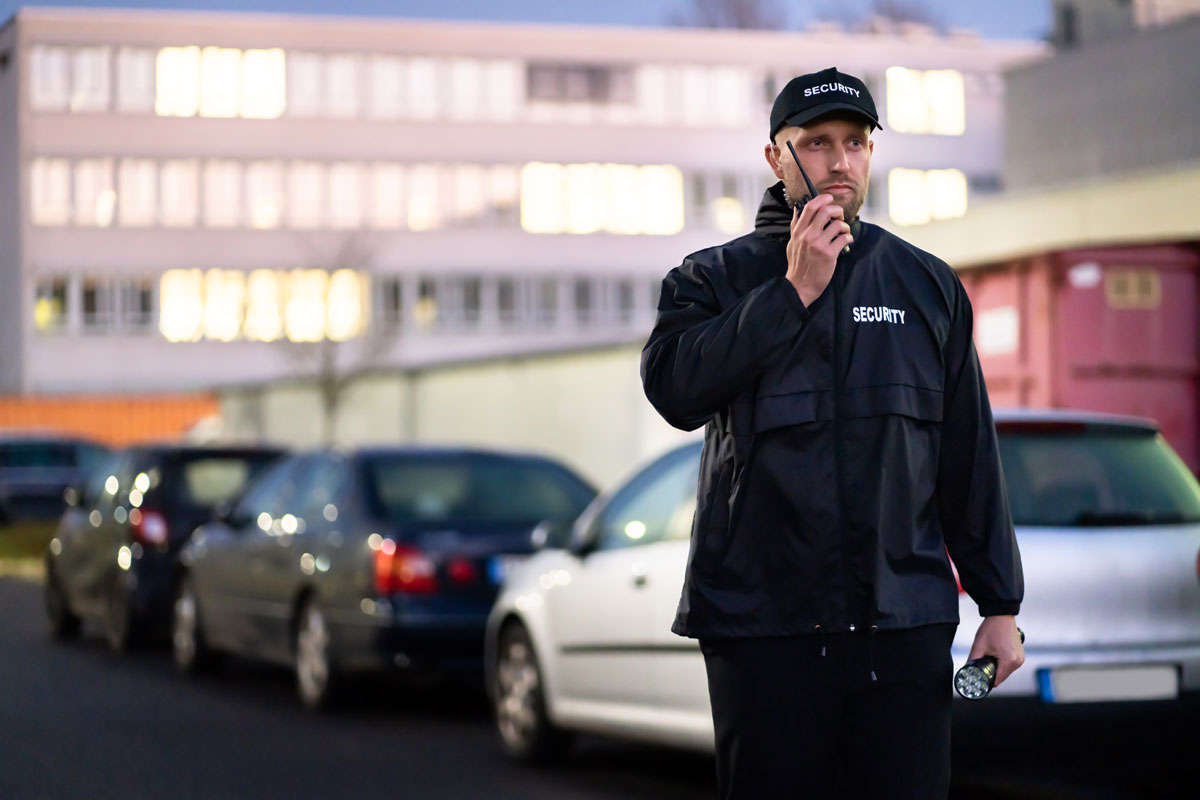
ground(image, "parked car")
xmin=485 ymin=409 xmax=1200 ymax=762
xmin=0 ymin=431 xmax=108 ymax=524
xmin=44 ymin=443 xmax=286 ymax=650
xmin=172 ymin=446 xmax=596 ymax=709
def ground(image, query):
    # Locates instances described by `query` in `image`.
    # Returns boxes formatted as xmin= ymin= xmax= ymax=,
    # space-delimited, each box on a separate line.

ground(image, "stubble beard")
xmin=785 ymin=177 xmax=868 ymax=222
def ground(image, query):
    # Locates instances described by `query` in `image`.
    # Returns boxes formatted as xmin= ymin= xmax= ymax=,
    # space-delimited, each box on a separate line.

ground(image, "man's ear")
xmin=764 ymin=143 xmax=785 ymax=180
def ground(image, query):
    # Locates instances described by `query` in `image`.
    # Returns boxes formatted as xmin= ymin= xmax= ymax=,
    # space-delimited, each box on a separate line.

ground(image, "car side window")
xmin=229 ymin=458 xmax=298 ymax=530
xmin=594 ymin=446 xmax=701 ymax=552
xmin=286 ymin=454 xmax=349 ymax=525
xmin=79 ymin=452 xmax=123 ymax=506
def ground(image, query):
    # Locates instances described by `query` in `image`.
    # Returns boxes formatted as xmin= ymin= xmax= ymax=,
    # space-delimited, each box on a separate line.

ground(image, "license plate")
xmin=1038 ymin=665 xmax=1179 ymax=703
xmin=488 ymin=555 xmax=526 ymax=585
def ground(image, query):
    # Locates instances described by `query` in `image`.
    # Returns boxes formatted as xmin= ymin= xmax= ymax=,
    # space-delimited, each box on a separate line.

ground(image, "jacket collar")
xmin=754 ymin=180 xmax=863 ymax=241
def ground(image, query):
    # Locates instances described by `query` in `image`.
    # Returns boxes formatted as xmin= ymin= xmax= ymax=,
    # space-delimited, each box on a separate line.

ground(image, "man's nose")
xmin=828 ymin=145 xmax=849 ymax=173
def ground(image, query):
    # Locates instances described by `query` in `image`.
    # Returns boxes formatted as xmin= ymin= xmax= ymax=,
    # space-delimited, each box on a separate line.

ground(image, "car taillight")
xmin=131 ymin=509 xmax=168 ymax=546
xmin=374 ymin=541 xmax=438 ymax=595
xmin=447 ymin=557 xmax=478 ymax=585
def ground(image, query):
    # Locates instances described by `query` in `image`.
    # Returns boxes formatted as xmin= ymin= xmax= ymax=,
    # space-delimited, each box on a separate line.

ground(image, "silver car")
xmin=485 ymin=409 xmax=1200 ymax=761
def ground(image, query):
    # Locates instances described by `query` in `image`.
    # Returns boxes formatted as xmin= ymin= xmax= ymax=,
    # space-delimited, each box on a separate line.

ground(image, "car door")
xmin=196 ymin=457 xmax=299 ymax=656
xmin=547 ymin=444 xmax=702 ymax=714
xmin=55 ymin=451 xmax=124 ymax=614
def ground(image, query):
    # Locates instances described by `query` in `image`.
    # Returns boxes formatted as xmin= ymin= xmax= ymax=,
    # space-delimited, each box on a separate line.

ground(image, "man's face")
xmin=765 ymin=116 xmax=874 ymax=222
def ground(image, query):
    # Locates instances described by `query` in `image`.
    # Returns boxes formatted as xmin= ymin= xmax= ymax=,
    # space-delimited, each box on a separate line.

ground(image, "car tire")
xmin=173 ymin=575 xmax=220 ymax=675
xmin=103 ymin=574 xmax=141 ymax=653
xmin=44 ymin=561 xmax=81 ymax=640
xmin=493 ymin=622 xmax=573 ymax=763
xmin=295 ymin=599 xmax=339 ymax=711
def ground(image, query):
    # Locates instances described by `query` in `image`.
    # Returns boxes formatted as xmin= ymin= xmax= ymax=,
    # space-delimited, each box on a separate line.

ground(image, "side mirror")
xmin=212 ymin=500 xmax=233 ymax=524
xmin=63 ymin=486 xmax=80 ymax=508
xmin=530 ymin=518 xmax=573 ymax=550
xmin=567 ymin=520 xmax=601 ymax=557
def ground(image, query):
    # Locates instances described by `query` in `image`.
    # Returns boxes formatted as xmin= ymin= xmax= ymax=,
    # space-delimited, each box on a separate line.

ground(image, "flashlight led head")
xmin=954 ymin=658 xmax=998 ymax=700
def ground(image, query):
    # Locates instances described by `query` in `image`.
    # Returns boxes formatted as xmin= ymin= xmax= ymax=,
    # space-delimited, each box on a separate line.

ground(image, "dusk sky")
xmin=1 ymin=0 xmax=1052 ymax=40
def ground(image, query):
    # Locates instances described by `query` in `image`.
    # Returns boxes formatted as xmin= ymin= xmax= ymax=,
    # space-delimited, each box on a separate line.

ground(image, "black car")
xmin=173 ymin=446 xmax=596 ymax=709
xmin=44 ymin=443 xmax=286 ymax=650
xmin=0 ymin=432 xmax=108 ymax=523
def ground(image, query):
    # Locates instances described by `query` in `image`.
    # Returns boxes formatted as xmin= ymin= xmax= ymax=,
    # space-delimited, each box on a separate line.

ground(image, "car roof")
xmin=0 ymin=429 xmax=104 ymax=445
xmin=992 ymin=407 xmax=1159 ymax=432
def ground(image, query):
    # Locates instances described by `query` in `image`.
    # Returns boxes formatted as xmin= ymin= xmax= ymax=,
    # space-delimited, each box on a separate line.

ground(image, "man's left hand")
xmin=967 ymin=615 xmax=1025 ymax=687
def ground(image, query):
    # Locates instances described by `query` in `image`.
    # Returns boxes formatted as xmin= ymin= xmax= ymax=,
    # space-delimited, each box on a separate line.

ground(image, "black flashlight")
xmin=954 ymin=628 xmax=1025 ymax=700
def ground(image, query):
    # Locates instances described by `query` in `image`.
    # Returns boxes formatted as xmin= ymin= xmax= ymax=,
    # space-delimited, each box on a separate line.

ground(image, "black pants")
xmin=701 ymin=623 xmax=956 ymax=800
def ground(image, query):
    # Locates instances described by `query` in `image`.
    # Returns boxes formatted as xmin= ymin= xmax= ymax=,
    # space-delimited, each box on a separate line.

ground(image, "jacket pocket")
xmin=693 ymin=455 xmax=737 ymax=576
xmin=753 ymin=389 xmax=834 ymax=434
xmin=840 ymin=383 xmax=943 ymax=422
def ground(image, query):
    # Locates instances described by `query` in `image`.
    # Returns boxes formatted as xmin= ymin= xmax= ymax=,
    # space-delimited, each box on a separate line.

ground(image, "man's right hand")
xmin=786 ymin=194 xmax=853 ymax=307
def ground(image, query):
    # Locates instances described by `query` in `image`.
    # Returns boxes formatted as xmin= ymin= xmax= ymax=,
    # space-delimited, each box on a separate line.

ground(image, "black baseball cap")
xmin=769 ymin=67 xmax=881 ymax=140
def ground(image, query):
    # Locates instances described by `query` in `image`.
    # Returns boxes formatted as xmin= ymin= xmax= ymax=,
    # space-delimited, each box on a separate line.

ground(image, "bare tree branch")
xmin=668 ymin=0 xmax=787 ymax=30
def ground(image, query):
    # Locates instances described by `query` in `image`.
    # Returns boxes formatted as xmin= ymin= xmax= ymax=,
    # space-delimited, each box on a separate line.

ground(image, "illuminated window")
xmin=484 ymin=60 xmax=522 ymax=121
xmin=711 ymin=67 xmax=749 ymax=127
xmin=325 ymin=54 xmax=360 ymax=118
xmin=118 ymin=278 xmax=155 ymax=332
xmin=116 ymin=47 xmax=155 ymax=113
xmin=326 ymin=269 xmax=366 ymax=341
xmin=203 ymin=270 xmax=246 ymax=341
xmin=34 ymin=278 xmax=70 ymax=333
xmin=156 ymin=46 xmax=200 ymax=117
xmin=159 ymin=270 xmax=205 ymax=342
xmin=287 ymin=52 xmax=323 ymax=117
xmin=160 ymin=160 xmax=199 ymax=227
xmin=74 ymin=159 xmax=115 ymax=227
xmin=368 ymin=55 xmax=404 ymax=119
xmin=887 ymin=168 xmax=968 ymax=226
xmin=243 ymin=270 xmax=283 ymax=341
xmin=30 ymin=158 xmax=71 ymax=226
xmin=369 ymin=163 xmax=406 ymax=229
xmin=415 ymin=278 xmax=438 ymax=329
xmin=448 ymin=59 xmax=482 ymax=121
xmin=1106 ymin=269 xmax=1162 ymax=310
xmin=118 ymin=159 xmax=157 ymax=227
xmin=246 ymin=161 xmax=284 ymax=229
xmin=30 ymin=45 xmax=70 ymax=111
xmin=328 ymin=162 xmax=363 ymax=229
xmin=81 ymin=278 xmax=115 ymax=332
xmin=204 ymin=160 xmax=242 ymax=228
xmin=406 ymin=58 xmax=439 ymax=120
xmin=285 ymin=270 xmax=329 ymax=342
xmin=407 ymin=164 xmax=441 ymax=231
xmin=288 ymin=161 xmax=325 ymax=229
xmin=885 ymin=67 xmax=965 ymax=135
xmin=520 ymin=162 xmax=684 ymax=235
xmin=241 ymin=49 xmax=286 ymax=119
xmin=71 ymin=47 xmax=111 ymax=112
xmin=198 ymin=47 xmax=241 ymax=118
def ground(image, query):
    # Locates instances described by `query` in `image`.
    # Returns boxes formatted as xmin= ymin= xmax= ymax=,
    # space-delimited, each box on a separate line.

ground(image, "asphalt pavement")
xmin=0 ymin=575 xmax=1196 ymax=799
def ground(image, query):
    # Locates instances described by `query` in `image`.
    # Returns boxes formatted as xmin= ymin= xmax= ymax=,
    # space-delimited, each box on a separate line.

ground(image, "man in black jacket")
xmin=640 ymin=67 xmax=1025 ymax=799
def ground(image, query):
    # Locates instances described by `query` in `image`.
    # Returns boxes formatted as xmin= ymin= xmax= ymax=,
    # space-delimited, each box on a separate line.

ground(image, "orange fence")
xmin=0 ymin=394 xmax=219 ymax=446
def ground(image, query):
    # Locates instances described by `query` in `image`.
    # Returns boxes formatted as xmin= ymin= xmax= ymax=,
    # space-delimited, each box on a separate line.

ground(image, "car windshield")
xmin=165 ymin=453 xmax=282 ymax=509
xmin=0 ymin=442 xmax=78 ymax=468
xmin=998 ymin=424 xmax=1200 ymax=526
xmin=364 ymin=454 xmax=594 ymax=526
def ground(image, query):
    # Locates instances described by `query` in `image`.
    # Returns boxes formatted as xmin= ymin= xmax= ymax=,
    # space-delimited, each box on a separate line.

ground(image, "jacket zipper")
xmin=832 ymin=246 xmax=854 ymax=631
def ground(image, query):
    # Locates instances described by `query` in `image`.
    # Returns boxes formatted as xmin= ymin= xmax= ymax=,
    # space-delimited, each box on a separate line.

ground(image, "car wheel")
xmin=103 ymin=574 xmax=140 ymax=653
xmin=295 ymin=599 xmax=338 ymax=710
xmin=494 ymin=623 xmax=573 ymax=763
xmin=173 ymin=575 xmax=219 ymax=675
xmin=44 ymin=561 xmax=81 ymax=640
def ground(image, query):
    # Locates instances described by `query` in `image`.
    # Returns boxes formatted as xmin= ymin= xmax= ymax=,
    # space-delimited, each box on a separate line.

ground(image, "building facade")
xmin=1 ymin=7 xmax=1045 ymax=394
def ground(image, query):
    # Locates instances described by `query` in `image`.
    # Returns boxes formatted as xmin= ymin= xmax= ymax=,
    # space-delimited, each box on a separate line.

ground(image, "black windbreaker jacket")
xmin=642 ymin=182 xmax=1023 ymax=639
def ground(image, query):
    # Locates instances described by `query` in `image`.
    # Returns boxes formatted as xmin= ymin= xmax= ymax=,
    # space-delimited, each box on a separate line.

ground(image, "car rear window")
xmin=364 ymin=454 xmax=595 ymax=526
xmin=164 ymin=453 xmax=282 ymax=508
xmin=997 ymin=425 xmax=1200 ymax=526
xmin=0 ymin=442 xmax=78 ymax=468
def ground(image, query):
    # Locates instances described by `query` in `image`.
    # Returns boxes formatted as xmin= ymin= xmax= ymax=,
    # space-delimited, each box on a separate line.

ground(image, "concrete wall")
xmin=0 ymin=18 xmax=23 ymax=391
xmin=216 ymin=342 xmax=697 ymax=489
xmin=1006 ymin=14 xmax=1200 ymax=190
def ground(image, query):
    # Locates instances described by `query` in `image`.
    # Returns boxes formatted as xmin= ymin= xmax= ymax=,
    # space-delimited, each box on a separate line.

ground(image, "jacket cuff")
xmin=774 ymin=276 xmax=810 ymax=323
xmin=977 ymin=602 xmax=1021 ymax=617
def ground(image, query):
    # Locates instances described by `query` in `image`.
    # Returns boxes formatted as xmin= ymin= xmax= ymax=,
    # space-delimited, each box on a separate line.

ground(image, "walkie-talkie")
xmin=785 ymin=140 xmax=819 ymax=213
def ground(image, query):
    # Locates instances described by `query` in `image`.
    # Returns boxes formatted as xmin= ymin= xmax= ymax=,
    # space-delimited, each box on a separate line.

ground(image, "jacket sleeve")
xmin=641 ymin=259 xmax=809 ymax=432
xmin=937 ymin=278 xmax=1024 ymax=617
